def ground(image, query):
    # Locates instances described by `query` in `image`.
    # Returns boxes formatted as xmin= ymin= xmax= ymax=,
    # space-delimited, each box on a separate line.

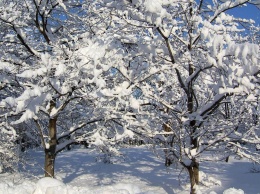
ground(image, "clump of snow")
xmin=223 ymin=188 xmax=244 ymax=194
xmin=143 ymin=0 xmax=163 ymax=14
xmin=130 ymin=97 xmax=140 ymax=110
xmin=33 ymin=177 xmax=66 ymax=194
xmin=132 ymin=0 xmax=171 ymax=26
xmin=55 ymin=63 xmax=66 ymax=76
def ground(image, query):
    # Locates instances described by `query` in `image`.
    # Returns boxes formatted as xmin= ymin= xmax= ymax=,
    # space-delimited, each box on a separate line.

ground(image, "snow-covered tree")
xmin=1 ymin=2 xmax=260 ymax=192
xmin=101 ymin=0 xmax=260 ymax=193
xmin=0 ymin=0 xmax=131 ymax=177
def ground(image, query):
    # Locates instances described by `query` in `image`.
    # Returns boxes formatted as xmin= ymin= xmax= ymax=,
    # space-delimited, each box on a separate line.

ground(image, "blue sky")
xmin=226 ymin=3 xmax=260 ymax=26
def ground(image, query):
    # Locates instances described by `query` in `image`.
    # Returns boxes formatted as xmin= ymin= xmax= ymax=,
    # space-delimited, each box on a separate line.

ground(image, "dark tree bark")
xmin=187 ymin=62 xmax=200 ymax=192
xmin=44 ymin=101 xmax=57 ymax=177
xmin=187 ymin=160 xmax=199 ymax=194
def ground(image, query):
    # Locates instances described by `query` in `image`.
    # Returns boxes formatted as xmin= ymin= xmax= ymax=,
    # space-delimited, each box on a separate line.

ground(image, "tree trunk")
xmin=188 ymin=161 xmax=199 ymax=194
xmin=45 ymin=100 xmax=57 ymax=177
xmin=44 ymin=117 xmax=57 ymax=177
xmin=225 ymin=156 xmax=229 ymax=162
xmin=44 ymin=148 xmax=56 ymax=177
xmin=187 ymin=62 xmax=200 ymax=193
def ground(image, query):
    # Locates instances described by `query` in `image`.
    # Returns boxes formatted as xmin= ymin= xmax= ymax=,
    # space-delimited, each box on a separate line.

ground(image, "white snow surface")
xmin=223 ymin=188 xmax=244 ymax=194
xmin=0 ymin=147 xmax=259 ymax=194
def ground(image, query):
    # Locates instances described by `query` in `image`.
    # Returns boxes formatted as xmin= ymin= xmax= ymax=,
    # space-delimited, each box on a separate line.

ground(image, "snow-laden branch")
xmin=57 ymin=118 xmax=103 ymax=142
xmin=13 ymin=26 xmax=40 ymax=57
xmin=199 ymin=93 xmax=227 ymax=117
xmin=209 ymin=0 xmax=250 ymax=23
xmin=157 ymin=27 xmax=176 ymax=64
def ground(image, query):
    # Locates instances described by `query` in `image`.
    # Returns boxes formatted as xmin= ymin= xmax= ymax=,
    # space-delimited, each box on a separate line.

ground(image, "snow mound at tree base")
xmin=31 ymin=177 xmax=144 ymax=194
xmin=223 ymin=188 xmax=244 ymax=194
xmin=33 ymin=177 xmax=66 ymax=194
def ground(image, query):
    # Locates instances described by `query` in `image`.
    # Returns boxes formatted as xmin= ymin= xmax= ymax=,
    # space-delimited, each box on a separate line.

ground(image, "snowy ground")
xmin=0 ymin=146 xmax=259 ymax=194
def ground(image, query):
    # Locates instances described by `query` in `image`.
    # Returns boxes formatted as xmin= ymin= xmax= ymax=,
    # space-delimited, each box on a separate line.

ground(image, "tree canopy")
xmin=0 ymin=0 xmax=259 ymax=193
